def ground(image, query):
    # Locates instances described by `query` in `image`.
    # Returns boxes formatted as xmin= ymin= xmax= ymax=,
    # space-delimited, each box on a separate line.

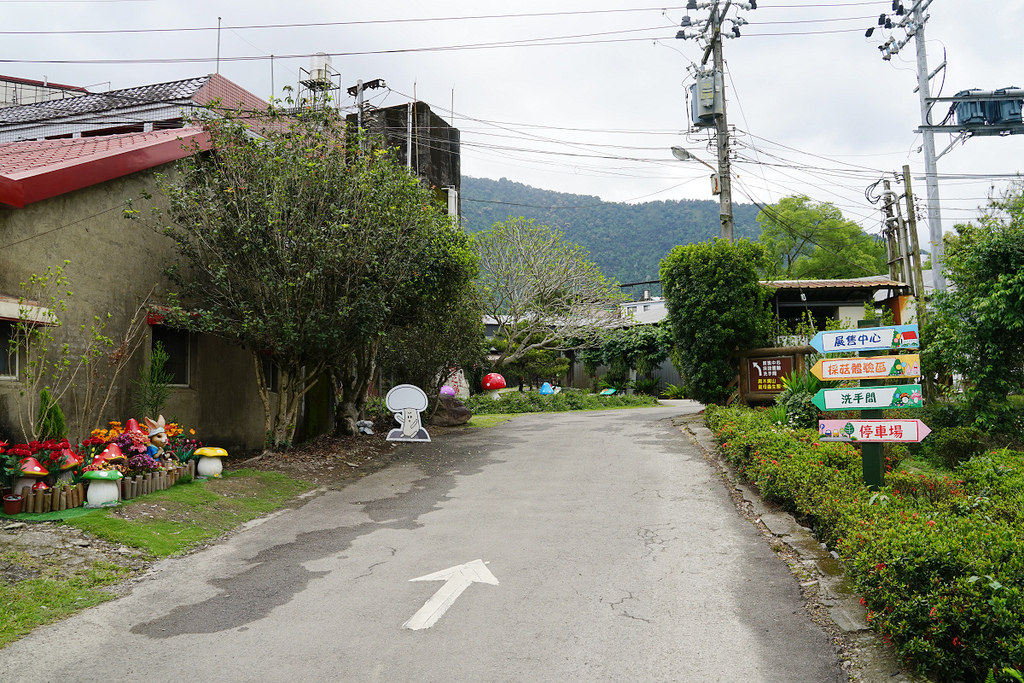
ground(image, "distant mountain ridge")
xmin=460 ymin=176 xmax=761 ymax=287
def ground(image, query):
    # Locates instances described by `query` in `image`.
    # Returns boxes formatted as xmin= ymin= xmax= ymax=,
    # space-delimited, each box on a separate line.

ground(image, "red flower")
xmin=875 ymin=563 xmax=886 ymax=571
xmin=926 ymin=520 xmax=936 ymax=527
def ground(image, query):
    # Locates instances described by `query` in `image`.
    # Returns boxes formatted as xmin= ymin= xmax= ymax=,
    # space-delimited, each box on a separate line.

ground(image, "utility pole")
xmin=870 ymin=0 xmax=946 ymax=292
xmin=910 ymin=1 xmax=946 ymax=293
xmin=676 ymin=0 xmax=755 ymax=242
xmin=710 ymin=5 xmax=734 ymax=241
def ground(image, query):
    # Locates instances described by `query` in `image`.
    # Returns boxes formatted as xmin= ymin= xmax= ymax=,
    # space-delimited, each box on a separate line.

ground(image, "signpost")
xmin=809 ymin=325 xmax=920 ymax=353
xmin=818 ymin=419 xmax=931 ymax=443
xmin=810 ymin=355 xmax=921 ymax=381
xmin=812 ymin=321 xmax=929 ymax=490
xmin=747 ymin=356 xmax=793 ymax=393
xmin=812 ymin=384 xmax=923 ymax=411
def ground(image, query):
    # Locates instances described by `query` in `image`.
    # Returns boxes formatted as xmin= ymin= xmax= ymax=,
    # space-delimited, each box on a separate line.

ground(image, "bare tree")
xmin=476 ymin=217 xmax=625 ymax=369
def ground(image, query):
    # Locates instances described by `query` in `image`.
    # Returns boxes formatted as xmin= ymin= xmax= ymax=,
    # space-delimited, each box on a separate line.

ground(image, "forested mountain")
xmin=461 ymin=176 xmax=761 ymax=288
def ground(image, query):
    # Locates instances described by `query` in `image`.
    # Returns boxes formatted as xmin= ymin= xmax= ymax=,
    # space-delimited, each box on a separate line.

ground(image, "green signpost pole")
xmin=858 ymin=319 xmax=885 ymax=490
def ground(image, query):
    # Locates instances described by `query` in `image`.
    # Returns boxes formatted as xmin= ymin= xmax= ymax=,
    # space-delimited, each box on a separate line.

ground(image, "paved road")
xmin=0 ymin=404 xmax=844 ymax=682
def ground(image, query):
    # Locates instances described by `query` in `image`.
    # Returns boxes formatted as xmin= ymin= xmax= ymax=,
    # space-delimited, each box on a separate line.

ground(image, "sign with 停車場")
xmin=818 ymin=419 xmax=931 ymax=443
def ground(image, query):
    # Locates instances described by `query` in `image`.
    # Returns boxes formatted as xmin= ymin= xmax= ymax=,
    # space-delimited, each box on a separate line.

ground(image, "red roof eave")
xmin=0 ymin=129 xmax=212 ymax=209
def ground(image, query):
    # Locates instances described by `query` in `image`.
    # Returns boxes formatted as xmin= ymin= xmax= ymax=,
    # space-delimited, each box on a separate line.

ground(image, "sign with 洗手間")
xmin=809 ymin=325 xmax=919 ymax=353
xmin=818 ymin=419 xmax=931 ymax=443
xmin=812 ymin=384 xmax=923 ymax=411
xmin=811 ymin=355 xmax=921 ymax=381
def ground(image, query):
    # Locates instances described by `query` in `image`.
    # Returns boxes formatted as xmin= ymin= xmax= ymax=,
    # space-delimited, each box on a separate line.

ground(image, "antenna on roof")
xmin=216 ymin=17 xmax=222 ymax=74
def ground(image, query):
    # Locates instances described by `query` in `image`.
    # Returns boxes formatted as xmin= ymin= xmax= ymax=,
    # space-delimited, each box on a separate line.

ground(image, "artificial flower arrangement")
xmin=2 ymin=418 xmax=201 ymax=493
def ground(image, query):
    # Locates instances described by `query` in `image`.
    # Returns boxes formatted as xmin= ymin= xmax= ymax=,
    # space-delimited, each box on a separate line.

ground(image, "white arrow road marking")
xmin=402 ymin=559 xmax=499 ymax=630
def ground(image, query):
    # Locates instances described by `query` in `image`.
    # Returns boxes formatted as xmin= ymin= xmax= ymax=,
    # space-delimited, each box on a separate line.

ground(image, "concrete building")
xmin=0 ymin=75 xmax=277 ymax=450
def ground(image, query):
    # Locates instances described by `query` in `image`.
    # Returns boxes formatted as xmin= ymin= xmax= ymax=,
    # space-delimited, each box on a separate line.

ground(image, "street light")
xmin=671 ymin=146 xmax=715 ymax=171
xmin=670 ymin=146 xmax=731 ymax=240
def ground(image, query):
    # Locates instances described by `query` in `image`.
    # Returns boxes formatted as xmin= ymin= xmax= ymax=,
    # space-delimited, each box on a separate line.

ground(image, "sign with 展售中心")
xmin=810 ymin=354 xmax=921 ymax=381
xmin=818 ymin=419 xmax=931 ymax=443
xmin=809 ymin=325 xmax=919 ymax=353
xmin=812 ymin=384 xmax=923 ymax=411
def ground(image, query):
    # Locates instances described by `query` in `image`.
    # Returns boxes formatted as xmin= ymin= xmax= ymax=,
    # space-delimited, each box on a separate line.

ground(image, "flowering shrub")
xmin=705 ymin=405 xmax=1024 ymax=681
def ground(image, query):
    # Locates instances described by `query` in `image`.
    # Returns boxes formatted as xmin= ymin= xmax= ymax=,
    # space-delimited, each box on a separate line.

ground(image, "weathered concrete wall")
xmin=0 ymin=166 xmax=270 ymax=450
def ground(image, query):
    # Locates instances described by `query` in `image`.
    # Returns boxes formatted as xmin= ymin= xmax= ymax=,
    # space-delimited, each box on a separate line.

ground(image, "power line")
xmin=0 ymin=7 xmax=688 ymax=35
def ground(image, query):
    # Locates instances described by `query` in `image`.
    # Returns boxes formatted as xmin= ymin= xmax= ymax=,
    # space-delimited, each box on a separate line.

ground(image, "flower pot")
xmin=3 ymin=494 xmax=23 ymax=515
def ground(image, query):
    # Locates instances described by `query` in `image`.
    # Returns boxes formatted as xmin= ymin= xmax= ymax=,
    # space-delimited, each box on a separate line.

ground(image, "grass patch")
xmin=0 ymin=554 xmax=132 ymax=648
xmin=465 ymin=414 xmax=516 ymax=429
xmin=64 ymin=469 xmax=310 ymax=557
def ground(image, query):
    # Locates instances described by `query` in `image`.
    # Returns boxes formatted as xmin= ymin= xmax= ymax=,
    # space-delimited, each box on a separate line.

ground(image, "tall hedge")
xmin=660 ymin=239 xmax=773 ymax=404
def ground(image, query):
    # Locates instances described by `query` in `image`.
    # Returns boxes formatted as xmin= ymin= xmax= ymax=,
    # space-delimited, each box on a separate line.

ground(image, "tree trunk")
xmin=334 ymin=342 xmax=377 ymax=436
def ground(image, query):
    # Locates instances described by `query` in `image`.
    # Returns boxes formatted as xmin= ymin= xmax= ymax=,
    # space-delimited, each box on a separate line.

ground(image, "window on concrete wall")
xmin=260 ymin=355 xmax=279 ymax=393
xmin=152 ymin=326 xmax=191 ymax=386
xmin=0 ymin=321 xmax=15 ymax=378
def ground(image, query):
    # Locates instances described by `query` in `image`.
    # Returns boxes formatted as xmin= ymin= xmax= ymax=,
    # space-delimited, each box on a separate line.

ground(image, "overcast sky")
xmin=4 ymin=0 xmax=1022 ymax=251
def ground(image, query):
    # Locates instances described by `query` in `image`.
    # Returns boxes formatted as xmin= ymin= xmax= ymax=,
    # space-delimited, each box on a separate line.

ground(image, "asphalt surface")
xmin=0 ymin=404 xmax=845 ymax=682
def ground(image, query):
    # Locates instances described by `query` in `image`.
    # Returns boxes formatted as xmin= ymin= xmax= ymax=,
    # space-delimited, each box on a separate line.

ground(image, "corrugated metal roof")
xmin=0 ymin=76 xmax=209 ymax=125
xmin=762 ymin=275 xmax=906 ymax=289
xmin=0 ymin=128 xmax=202 ymax=176
xmin=0 ymin=127 xmax=210 ymax=207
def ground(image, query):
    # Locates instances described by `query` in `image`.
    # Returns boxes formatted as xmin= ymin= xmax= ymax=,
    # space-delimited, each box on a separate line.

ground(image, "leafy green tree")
xmin=475 ymin=217 xmax=626 ymax=369
xmin=926 ymin=183 xmax=1024 ymax=425
xmin=660 ymin=239 xmax=773 ymax=405
xmin=377 ymin=277 xmax=485 ymax=399
xmin=756 ymin=195 xmax=886 ymax=280
xmin=155 ymin=106 xmax=475 ymax=447
xmin=600 ymin=322 xmax=672 ymax=384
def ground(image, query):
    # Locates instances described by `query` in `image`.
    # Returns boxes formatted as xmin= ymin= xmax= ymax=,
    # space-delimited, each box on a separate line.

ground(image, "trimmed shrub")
xmin=704 ymin=405 xmax=1024 ymax=681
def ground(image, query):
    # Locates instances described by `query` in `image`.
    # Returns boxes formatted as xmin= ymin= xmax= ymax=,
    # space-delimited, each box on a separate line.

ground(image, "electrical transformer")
xmin=689 ymin=70 xmax=723 ymax=128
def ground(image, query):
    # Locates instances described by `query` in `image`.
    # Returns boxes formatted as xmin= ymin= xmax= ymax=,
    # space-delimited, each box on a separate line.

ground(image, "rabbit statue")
xmin=145 ymin=415 xmax=170 ymax=464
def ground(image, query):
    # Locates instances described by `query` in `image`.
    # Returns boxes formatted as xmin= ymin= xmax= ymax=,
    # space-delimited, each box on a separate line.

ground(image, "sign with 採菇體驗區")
xmin=809 ymin=325 xmax=919 ymax=353
xmin=818 ymin=419 xmax=931 ymax=443
xmin=810 ymin=355 xmax=921 ymax=381
xmin=812 ymin=384 xmax=923 ymax=411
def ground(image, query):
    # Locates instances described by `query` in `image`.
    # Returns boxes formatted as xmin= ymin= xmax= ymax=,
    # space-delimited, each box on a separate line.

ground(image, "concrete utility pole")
xmin=871 ymin=0 xmax=946 ymax=292
xmin=675 ymin=0 xmax=755 ymax=242
xmin=910 ymin=2 xmax=946 ymax=292
xmin=710 ymin=5 xmax=734 ymax=241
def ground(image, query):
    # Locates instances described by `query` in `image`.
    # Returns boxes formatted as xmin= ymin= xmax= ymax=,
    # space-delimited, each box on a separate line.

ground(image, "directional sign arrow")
xmin=403 ymin=559 xmax=499 ymax=631
xmin=818 ymin=419 xmax=932 ymax=443
xmin=809 ymin=325 xmax=920 ymax=353
xmin=812 ymin=384 xmax=924 ymax=411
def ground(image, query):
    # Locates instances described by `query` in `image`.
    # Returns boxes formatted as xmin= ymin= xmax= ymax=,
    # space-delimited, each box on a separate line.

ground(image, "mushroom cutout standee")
xmin=482 ymin=373 xmax=506 ymax=400
xmin=539 ymin=382 xmax=554 ymax=396
xmin=56 ymin=448 xmax=83 ymax=485
xmin=440 ymin=385 xmax=456 ymax=397
xmin=83 ymin=469 xmax=122 ymax=508
xmin=385 ymin=384 xmax=431 ymax=443
xmin=14 ymin=457 xmax=48 ymax=494
xmin=194 ymin=447 xmax=228 ymax=478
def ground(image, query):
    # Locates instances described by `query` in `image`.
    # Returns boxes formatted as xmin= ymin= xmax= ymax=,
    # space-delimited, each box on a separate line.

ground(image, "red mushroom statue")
xmin=56 ymin=448 xmax=83 ymax=485
xmin=482 ymin=373 xmax=506 ymax=400
xmin=15 ymin=457 xmax=48 ymax=495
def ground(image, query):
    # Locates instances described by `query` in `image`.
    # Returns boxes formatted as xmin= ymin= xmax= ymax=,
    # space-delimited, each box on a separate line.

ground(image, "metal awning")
xmin=0 ymin=294 xmax=56 ymax=325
